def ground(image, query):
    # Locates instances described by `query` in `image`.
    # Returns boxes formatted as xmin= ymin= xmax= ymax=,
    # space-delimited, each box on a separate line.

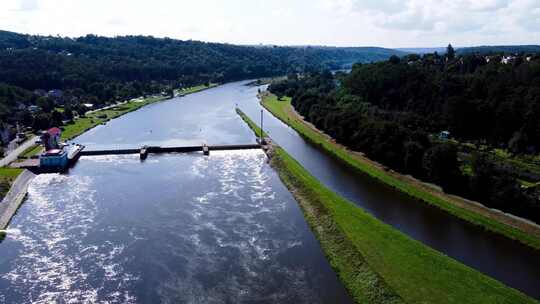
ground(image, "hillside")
xmin=458 ymin=45 xmax=540 ymax=55
xmin=0 ymin=30 xmax=402 ymax=140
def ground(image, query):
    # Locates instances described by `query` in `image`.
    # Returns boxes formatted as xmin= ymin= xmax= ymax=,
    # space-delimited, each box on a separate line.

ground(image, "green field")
xmin=261 ymin=94 xmax=540 ymax=250
xmin=236 ymin=108 xmax=536 ymax=303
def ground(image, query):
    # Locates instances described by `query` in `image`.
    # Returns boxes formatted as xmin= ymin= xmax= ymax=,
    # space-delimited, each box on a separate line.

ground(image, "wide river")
xmin=0 ymin=81 xmax=539 ymax=302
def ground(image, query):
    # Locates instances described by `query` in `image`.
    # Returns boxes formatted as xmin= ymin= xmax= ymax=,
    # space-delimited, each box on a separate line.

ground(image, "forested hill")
xmin=0 ymin=30 xmax=402 ymax=89
xmin=0 ymin=30 xmax=402 ymax=130
xmin=458 ymin=45 xmax=540 ymax=55
xmin=269 ymin=49 xmax=540 ymax=223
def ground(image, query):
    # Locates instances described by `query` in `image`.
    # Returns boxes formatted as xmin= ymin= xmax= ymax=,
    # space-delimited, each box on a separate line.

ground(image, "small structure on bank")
xmin=439 ymin=130 xmax=450 ymax=140
xmin=39 ymin=127 xmax=68 ymax=171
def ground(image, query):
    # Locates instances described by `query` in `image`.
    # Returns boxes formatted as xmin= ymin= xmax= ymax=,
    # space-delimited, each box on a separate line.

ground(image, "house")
xmin=47 ymin=89 xmax=63 ymax=99
xmin=28 ymin=105 xmax=40 ymax=113
xmin=39 ymin=127 xmax=68 ymax=170
xmin=33 ymin=89 xmax=47 ymax=97
xmin=439 ymin=131 xmax=450 ymax=140
xmin=41 ymin=127 xmax=62 ymax=151
xmin=501 ymin=56 xmax=515 ymax=64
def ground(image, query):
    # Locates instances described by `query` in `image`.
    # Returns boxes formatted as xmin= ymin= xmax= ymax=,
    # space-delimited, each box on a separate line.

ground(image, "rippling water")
xmin=0 ymin=151 xmax=352 ymax=303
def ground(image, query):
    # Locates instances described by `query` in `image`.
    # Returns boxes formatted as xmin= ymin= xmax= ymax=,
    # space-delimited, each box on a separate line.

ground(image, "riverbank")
xmin=0 ymin=168 xmax=24 ymax=201
xmin=62 ymin=84 xmax=217 ymax=142
xmin=16 ymin=84 xmax=218 ymax=160
xmin=0 ymin=84 xmax=217 ymax=231
xmin=235 ymin=108 xmax=536 ymax=303
xmin=260 ymin=93 xmax=540 ymax=251
xmin=0 ymin=169 xmax=35 ymax=230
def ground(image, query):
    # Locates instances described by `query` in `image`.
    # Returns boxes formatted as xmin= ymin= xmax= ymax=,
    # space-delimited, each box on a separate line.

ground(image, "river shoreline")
xmin=235 ymin=108 xmax=536 ymax=303
xmin=0 ymin=83 xmax=218 ymax=232
xmin=260 ymin=93 xmax=540 ymax=251
xmin=0 ymin=170 xmax=36 ymax=230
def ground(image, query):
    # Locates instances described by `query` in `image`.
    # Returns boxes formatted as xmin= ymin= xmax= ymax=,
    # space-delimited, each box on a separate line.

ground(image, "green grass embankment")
xmin=235 ymin=108 xmax=536 ymax=303
xmin=174 ymin=83 xmax=217 ymax=96
xmin=261 ymin=94 xmax=540 ymax=251
xmin=20 ymin=145 xmax=43 ymax=159
xmin=0 ymin=168 xmax=23 ymax=200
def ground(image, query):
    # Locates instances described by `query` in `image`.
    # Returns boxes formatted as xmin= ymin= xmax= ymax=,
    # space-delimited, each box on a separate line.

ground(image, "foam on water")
xmin=0 ymin=150 xmax=348 ymax=303
xmin=1 ymin=173 xmax=138 ymax=303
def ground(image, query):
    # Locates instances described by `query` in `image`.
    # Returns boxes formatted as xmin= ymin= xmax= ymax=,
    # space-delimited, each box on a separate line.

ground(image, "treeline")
xmin=269 ymin=47 xmax=540 ymax=223
xmin=0 ymin=30 xmax=402 ymax=137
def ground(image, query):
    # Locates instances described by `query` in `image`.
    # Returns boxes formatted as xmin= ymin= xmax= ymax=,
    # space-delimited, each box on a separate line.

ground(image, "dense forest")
xmin=269 ymin=45 xmax=540 ymax=223
xmin=0 ymin=30 xmax=402 ymax=139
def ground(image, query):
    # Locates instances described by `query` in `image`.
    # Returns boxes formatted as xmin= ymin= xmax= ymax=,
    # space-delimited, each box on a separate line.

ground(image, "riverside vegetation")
xmin=235 ymin=108 xmax=536 ymax=304
xmin=0 ymin=29 xmax=402 ymax=145
xmin=261 ymin=93 xmax=540 ymax=250
xmin=268 ymin=46 xmax=540 ymax=229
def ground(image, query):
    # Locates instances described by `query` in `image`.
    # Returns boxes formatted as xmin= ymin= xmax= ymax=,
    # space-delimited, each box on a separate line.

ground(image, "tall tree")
xmin=446 ymin=43 xmax=456 ymax=60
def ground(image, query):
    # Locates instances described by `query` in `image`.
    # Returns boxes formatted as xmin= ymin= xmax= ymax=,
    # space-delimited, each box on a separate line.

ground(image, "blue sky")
xmin=0 ymin=0 xmax=538 ymax=47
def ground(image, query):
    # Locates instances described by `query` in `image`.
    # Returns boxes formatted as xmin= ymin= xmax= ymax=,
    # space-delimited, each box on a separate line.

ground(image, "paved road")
xmin=0 ymin=136 xmax=38 ymax=167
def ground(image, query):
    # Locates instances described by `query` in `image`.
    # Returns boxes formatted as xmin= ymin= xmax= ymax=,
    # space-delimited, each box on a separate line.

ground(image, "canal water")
xmin=0 ymin=81 xmax=539 ymax=302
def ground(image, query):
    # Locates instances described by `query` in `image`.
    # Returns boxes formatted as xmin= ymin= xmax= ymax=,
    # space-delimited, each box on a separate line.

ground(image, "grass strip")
xmin=236 ymin=108 xmax=537 ymax=304
xmin=262 ymin=94 xmax=540 ymax=251
xmin=19 ymin=145 xmax=42 ymax=158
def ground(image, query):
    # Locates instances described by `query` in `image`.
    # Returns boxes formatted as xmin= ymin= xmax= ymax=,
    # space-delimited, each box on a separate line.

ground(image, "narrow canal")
xmin=0 ymin=81 xmax=538 ymax=302
xmin=236 ymin=83 xmax=540 ymax=299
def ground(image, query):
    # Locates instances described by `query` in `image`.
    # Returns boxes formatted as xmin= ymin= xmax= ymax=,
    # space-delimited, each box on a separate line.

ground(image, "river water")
xmin=0 ymin=81 xmax=539 ymax=302
xmin=0 ymin=83 xmax=352 ymax=303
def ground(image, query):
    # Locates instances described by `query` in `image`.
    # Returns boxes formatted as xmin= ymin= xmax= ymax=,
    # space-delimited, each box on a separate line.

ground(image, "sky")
xmin=0 ymin=0 xmax=539 ymax=48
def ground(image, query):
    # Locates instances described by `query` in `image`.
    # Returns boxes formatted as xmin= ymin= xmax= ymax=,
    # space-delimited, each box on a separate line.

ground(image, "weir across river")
xmin=80 ymin=144 xmax=263 ymax=158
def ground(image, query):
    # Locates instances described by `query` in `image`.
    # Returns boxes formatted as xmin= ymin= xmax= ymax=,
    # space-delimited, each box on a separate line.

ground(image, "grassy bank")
xmin=0 ymin=168 xmax=23 ymax=200
xmin=236 ymin=108 xmax=535 ymax=303
xmin=261 ymin=94 xmax=540 ymax=250
xmin=63 ymin=84 xmax=216 ymax=141
xmin=175 ymin=83 xmax=217 ymax=96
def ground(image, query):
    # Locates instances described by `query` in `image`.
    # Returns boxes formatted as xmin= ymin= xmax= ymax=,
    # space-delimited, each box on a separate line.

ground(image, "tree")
xmin=422 ymin=143 xmax=462 ymax=192
xmin=389 ymin=55 xmax=401 ymax=64
xmin=446 ymin=44 xmax=455 ymax=60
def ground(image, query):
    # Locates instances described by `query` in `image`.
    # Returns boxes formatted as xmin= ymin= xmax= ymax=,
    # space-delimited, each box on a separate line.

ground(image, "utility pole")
xmin=260 ymin=109 xmax=264 ymax=144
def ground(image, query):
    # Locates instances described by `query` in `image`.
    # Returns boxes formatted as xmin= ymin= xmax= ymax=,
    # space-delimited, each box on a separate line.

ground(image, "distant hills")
xmin=396 ymin=47 xmax=446 ymax=54
xmin=0 ymin=30 xmax=403 ymax=128
xmin=397 ymin=45 xmax=540 ymax=55
xmin=457 ymin=45 xmax=540 ymax=55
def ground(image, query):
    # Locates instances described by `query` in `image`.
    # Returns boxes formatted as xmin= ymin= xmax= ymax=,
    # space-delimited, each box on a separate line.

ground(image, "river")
xmin=0 ymin=83 xmax=352 ymax=303
xmin=0 ymin=81 xmax=539 ymax=302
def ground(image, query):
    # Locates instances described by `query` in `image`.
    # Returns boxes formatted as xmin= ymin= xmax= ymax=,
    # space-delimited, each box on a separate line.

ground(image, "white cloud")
xmin=0 ymin=0 xmax=538 ymax=47
xmin=18 ymin=0 xmax=39 ymax=11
